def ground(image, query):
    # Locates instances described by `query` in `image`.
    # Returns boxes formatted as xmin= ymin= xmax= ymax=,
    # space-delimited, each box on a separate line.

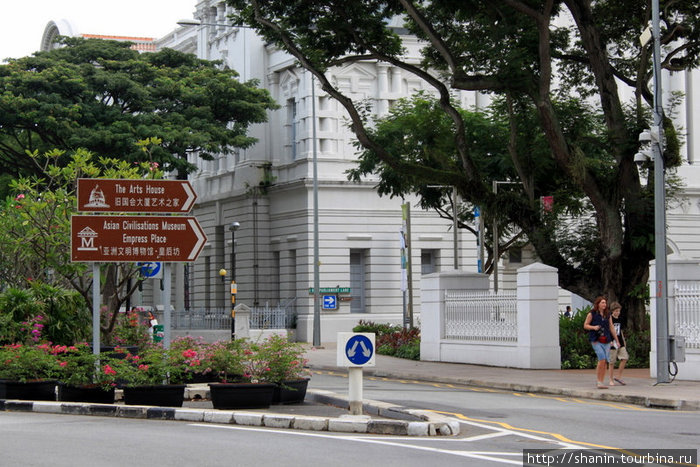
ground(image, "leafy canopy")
xmin=0 ymin=37 xmax=278 ymax=179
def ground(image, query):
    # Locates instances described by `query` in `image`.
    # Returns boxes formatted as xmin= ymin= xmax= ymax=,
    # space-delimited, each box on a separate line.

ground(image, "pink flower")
xmin=15 ymin=194 xmax=24 ymax=201
xmin=59 ymin=361 xmax=68 ymax=367
xmin=138 ymin=364 xmax=149 ymax=371
xmin=103 ymin=365 xmax=117 ymax=376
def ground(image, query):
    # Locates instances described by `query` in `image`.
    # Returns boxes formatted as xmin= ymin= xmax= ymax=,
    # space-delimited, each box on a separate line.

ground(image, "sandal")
xmin=614 ymin=378 xmax=626 ymax=386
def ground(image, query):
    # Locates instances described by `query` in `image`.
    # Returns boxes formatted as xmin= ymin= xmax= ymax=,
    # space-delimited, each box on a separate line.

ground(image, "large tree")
xmin=229 ymin=0 xmax=700 ymax=331
xmin=0 ymin=37 xmax=277 ymax=179
xmin=0 ymin=147 xmax=167 ymax=342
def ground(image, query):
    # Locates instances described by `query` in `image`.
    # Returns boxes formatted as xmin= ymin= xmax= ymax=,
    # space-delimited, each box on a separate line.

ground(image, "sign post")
xmin=74 ymin=178 xmax=205 ymax=352
xmin=337 ymin=332 xmax=375 ymax=415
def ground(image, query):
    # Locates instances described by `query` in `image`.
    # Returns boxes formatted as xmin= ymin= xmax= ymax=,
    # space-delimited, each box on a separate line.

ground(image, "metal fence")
xmin=443 ymin=290 xmax=518 ymax=343
xmin=168 ymin=298 xmax=297 ymax=331
xmin=674 ymin=282 xmax=700 ymax=350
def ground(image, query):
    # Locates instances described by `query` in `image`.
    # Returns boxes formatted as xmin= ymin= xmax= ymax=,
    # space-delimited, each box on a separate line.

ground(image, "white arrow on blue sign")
xmin=138 ymin=261 xmax=162 ymax=279
xmin=345 ymin=334 xmax=374 ymax=365
xmin=322 ymin=295 xmax=337 ymax=310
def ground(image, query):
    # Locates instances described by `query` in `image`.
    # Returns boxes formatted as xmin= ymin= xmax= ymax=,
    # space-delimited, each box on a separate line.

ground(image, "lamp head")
xmin=229 ymin=221 xmax=240 ymax=232
xmin=219 ymin=268 xmax=227 ymax=279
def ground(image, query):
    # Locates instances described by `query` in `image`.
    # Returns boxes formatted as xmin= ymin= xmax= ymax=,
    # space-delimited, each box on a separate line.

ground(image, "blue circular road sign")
xmin=345 ymin=334 xmax=374 ymax=365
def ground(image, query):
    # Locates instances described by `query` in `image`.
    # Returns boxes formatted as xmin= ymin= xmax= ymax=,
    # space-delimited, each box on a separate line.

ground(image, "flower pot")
xmin=272 ymin=378 xmax=309 ymax=405
xmin=208 ymin=382 xmax=275 ymax=410
xmin=58 ymin=383 xmax=115 ymax=404
xmin=0 ymin=380 xmax=57 ymax=401
xmin=122 ymin=384 xmax=185 ymax=407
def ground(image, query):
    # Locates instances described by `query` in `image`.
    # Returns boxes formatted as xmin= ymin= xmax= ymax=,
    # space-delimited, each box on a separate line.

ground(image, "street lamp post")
xmin=651 ymin=0 xmax=670 ymax=384
xmin=229 ymin=222 xmax=240 ymax=339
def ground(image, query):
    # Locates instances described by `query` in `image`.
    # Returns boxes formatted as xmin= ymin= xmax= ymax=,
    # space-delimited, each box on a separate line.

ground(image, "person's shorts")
xmin=591 ymin=341 xmax=611 ymax=361
xmin=609 ymin=345 xmax=629 ymax=362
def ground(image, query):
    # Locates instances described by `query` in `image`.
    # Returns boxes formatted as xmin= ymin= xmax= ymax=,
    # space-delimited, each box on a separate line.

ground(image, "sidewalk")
xmin=304 ymin=343 xmax=700 ymax=411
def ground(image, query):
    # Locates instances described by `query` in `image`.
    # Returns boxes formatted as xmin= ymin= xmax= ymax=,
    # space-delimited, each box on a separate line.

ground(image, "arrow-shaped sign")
xmin=359 ymin=340 xmax=371 ymax=357
xmin=71 ymin=215 xmax=207 ymax=263
xmin=347 ymin=341 xmax=358 ymax=357
xmin=77 ymin=178 xmax=197 ymax=213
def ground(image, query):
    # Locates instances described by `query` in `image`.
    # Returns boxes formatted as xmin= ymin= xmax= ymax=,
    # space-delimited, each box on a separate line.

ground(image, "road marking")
xmin=188 ymin=423 xmax=523 ymax=465
xmin=434 ymin=411 xmax=615 ymax=450
xmin=460 ymin=432 xmax=512 ymax=442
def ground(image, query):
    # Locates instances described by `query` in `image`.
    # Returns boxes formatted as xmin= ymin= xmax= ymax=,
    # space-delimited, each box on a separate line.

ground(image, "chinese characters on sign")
xmin=71 ymin=215 xmax=206 ymax=263
xmin=77 ymin=178 xmax=197 ymax=213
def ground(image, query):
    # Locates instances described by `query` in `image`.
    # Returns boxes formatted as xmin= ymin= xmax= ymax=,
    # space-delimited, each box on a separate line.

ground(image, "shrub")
xmin=353 ymin=321 xmax=421 ymax=361
xmin=352 ymin=320 xmax=402 ymax=336
xmin=559 ymin=306 xmax=650 ymax=369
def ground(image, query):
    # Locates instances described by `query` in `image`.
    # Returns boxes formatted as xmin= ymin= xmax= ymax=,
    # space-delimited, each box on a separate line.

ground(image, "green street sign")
xmin=309 ymin=287 xmax=351 ymax=294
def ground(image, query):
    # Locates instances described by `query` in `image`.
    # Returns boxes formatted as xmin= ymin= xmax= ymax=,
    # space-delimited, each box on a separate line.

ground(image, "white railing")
xmin=169 ymin=298 xmax=297 ymax=331
xmin=443 ymin=290 xmax=518 ymax=343
xmin=674 ymin=282 xmax=700 ymax=349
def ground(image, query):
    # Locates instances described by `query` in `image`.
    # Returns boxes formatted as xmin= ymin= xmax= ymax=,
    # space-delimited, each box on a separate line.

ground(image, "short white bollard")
xmin=337 ymin=332 xmax=376 ymax=416
xmin=348 ymin=367 xmax=363 ymax=415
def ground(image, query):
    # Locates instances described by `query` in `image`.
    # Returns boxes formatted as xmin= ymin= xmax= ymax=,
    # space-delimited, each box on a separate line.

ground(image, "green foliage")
xmin=102 ymin=307 xmax=152 ymax=348
xmin=559 ymin=310 xmax=597 ymax=370
xmin=0 ymin=284 xmax=89 ymax=345
xmin=352 ymin=320 xmax=403 ymax=336
xmin=0 ymin=344 xmax=60 ymax=382
xmin=110 ymin=344 xmax=188 ymax=386
xmin=230 ymin=0 xmax=700 ymax=333
xmin=353 ymin=320 xmax=420 ymax=360
xmin=249 ymin=334 xmax=310 ymax=383
xmin=559 ymin=308 xmax=650 ymax=369
xmin=0 ymin=148 xmax=171 ymax=342
xmin=52 ymin=343 xmax=119 ymax=390
xmin=0 ymin=37 xmax=278 ymax=179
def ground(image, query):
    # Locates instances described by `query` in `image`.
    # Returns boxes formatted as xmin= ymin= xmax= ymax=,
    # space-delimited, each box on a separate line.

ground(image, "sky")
xmin=0 ymin=0 xmax=198 ymax=62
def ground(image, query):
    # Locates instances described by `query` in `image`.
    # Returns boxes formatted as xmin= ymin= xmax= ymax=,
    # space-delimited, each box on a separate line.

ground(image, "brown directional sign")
xmin=71 ymin=215 xmax=207 ymax=263
xmin=77 ymin=178 xmax=197 ymax=213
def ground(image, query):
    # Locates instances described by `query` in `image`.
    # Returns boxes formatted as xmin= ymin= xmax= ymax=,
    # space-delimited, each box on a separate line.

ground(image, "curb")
xmin=0 ymin=388 xmax=459 ymax=437
xmin=311 ymin=364 xmax=700 ymax=411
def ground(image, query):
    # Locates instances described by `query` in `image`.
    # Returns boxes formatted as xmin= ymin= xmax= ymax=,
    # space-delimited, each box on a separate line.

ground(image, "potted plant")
xmin=253 ymin=334 xmax=311 ymax=404
xmin=207 ymin=339 xmax=276 ymax=410
xmin=53 ymin=343 xmax=117 ymax=404
xmin=0 ymin=343 xmax=59 ymax=400
xmin=169 ymin=336 xmax=219 ymax=383
xmin=112 ymin=344 xmax=187 ymax=407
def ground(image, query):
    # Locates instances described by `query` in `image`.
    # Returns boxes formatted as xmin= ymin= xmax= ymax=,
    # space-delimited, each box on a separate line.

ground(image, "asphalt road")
xmin=1 ymin=372 xmax=697 ymax=466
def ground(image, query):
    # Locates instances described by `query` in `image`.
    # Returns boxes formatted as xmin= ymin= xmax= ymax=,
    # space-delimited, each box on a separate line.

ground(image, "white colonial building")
xmin=41 ymin=2 xmax=700 ymax=349
xmin=154 ymin=1 xmax=700 ymax=343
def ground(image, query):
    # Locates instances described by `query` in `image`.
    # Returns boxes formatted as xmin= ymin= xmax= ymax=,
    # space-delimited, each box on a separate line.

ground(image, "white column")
xmin=516 ymin=262 xmax=560 ymax=369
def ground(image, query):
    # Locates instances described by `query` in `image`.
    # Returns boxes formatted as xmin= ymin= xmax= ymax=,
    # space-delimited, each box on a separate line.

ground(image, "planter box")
xmin=208 ymin=383 xmax=275 ymax=410
xmin=123 ymin=384 xmax=185 ymax=407
xmin=272 ymin=378 xmax=309 ymax=405
xmin=58 ymin=384 xmax=115 ymax=404
xmin=0 ymin=380 xmax=57 ymax=401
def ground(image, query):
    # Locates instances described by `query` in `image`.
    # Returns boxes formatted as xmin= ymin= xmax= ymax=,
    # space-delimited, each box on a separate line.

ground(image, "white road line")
xmin=461 ymin=431 xmax=512 ymax=442
xmin=188 ymin=424 xmax=523 ymax=465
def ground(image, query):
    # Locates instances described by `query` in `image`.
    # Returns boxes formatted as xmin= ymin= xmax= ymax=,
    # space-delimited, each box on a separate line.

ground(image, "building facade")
xmin=157 ymin=1 xmax=481 ymax=341
xmin=156 ymin=1 xmax=700 ymax=341
xmin=41 ymin=2 xmax=700 ymax=342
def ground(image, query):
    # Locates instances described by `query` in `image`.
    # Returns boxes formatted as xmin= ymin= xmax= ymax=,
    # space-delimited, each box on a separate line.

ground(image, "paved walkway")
xmin=304 ymin=343 xmax=700 ymax=411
